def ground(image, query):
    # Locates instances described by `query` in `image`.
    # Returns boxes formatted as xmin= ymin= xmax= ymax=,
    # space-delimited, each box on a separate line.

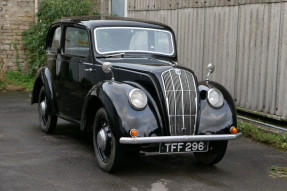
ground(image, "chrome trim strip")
xmin=119 ymin=133 xmax=242 ymax=144
xmin=178 ymin=70 xmax=185 ymax=132
xmin=191 ymin=73 xmax=197 ymax=135
xmin=183 ymin=71 xmax=192 ymax=135
xmin=168 ymin=70 xmax=177 ymax=134
xmin=161 ymin=74 xmax=171 ymax=135
xmin=165 ymin=90 xmax=194 ymax=92
xmin=169 ymin=115 xmax=195 ymax=117
xmin=81 ymin=62 xmax=94 ymax=66
xmin=161 ymin=73 xmax=169 ymax=127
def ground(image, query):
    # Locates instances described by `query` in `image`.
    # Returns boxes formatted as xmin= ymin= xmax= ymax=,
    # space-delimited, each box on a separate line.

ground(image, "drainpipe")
xmin=35 ymin=0 xmax=38 ymax=23
xmin=124 ymin=0 xmax=128 ymax=17
xmin=109 ymin=0 xmax=112 ymax=16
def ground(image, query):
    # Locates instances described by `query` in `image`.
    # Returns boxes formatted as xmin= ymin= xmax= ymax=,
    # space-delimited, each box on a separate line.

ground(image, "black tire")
xmin=93 ymin=108 xmax=123 ymax=172
xmin=193 ymin=141 xmax=228 ymax=165
xmin=38 ymin=87 xmax=57 ymax=134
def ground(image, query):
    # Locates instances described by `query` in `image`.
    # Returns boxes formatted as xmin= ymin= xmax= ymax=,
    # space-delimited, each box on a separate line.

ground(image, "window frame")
xmin=47 ymin=25 xmax=62 ymax=54
xmin=94 ymin=27 xmax=175 ymax=56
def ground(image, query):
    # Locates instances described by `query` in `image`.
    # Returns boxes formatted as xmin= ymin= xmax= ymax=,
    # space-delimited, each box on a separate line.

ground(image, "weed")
xmin=270 ymin=166 xmax=287 ymax=179
xmin=0 ymin=57 xmax=7 ymax=82
xmin=3 ymin=71 xmax=34 ymax=92
xmin=11 ymin=40 xmax=21 ymax=73
xmin=238 ymin=121 xmax=287 ymax=151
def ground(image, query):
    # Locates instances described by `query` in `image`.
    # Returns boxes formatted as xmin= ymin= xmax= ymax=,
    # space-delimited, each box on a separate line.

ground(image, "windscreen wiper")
xmin=97 ymin=52 xmax=125 ymax=58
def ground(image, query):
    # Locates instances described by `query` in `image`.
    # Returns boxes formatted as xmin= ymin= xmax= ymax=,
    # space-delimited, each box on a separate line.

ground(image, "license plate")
xmin=159 ymin=141 xmax=209 ymax=153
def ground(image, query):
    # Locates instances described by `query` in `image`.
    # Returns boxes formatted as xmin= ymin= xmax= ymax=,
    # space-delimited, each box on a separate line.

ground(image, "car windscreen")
xmin=94 ymin=27 xmax=174 ymax=56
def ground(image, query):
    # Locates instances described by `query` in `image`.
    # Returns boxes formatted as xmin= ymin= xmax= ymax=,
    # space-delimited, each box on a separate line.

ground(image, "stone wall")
xmin=0 ymin=0 xmax=35 ymax=73
xmin=0 ymin=0 xmax=103 ymax=74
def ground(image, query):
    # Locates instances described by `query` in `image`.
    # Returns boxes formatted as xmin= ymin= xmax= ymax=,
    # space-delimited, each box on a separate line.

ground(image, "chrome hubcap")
xmin=96 ymin=122 xmax=112 ymax=162
xmin=40 ymin=100 xmax=47 ymax=117
xmin=97 ymin=128 xmax=107 ymax=151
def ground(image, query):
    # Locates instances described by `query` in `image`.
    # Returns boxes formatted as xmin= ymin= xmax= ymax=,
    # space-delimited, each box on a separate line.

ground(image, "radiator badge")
xmin=175 ymin=69 xmax=181 ymax=76
xmin=182 ymin=128 xmax=186 ymax=134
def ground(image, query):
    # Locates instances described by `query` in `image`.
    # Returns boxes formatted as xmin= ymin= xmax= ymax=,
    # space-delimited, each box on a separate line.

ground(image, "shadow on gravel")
xmin=37 ymin=122 xmax=94 ymax=150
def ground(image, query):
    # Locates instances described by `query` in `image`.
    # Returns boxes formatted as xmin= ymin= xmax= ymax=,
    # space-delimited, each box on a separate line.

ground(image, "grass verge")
xmin=0 ymin=71 xmax=34 ymax=92
xmin=238 ymin=121 xmax=287 ymax=151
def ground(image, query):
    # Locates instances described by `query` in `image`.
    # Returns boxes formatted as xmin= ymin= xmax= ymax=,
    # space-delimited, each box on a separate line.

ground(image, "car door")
xmin=54 ymin=26 xmax=96 ymax=121
xmin=46 ymin=24 xmax=61 ymax=110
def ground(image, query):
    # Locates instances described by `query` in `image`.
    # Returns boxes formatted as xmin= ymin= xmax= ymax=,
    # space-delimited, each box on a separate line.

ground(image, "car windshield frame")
xmin=94 ymin=27 xmax=175 ymax=56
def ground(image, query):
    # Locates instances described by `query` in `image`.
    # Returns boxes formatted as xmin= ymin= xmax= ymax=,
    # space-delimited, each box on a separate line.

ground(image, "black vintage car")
xmin=31 ymin=16 xmax=242 ymax=172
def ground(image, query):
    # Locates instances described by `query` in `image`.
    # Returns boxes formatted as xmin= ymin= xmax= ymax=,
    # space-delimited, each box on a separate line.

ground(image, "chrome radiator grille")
xmin=161 ymin=69 xmax=197 ymax=136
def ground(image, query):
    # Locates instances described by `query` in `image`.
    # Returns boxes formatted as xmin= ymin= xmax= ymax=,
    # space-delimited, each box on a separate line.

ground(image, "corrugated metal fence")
xmin=128 ymin=0 xmax=287 ymax=121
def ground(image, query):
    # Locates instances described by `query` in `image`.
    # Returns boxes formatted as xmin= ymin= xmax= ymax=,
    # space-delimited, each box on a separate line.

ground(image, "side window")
xmin=64 ymin=27 xmax=90 ymax=57
xmin=50 ymin=27 xmax=61 ymax=53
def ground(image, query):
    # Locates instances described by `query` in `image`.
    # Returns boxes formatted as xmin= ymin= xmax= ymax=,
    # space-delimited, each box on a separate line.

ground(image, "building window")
xmin=111 ymin=0 xmax=127 ymax=17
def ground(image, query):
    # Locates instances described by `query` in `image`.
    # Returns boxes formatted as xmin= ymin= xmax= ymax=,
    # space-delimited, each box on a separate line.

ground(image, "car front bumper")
xmin=119 ymin=133 xmax=242 ymax=144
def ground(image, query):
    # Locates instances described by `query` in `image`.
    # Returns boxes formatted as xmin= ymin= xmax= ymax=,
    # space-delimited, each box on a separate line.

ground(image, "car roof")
xmin=53 ymin=16 xmax=173 ymax=31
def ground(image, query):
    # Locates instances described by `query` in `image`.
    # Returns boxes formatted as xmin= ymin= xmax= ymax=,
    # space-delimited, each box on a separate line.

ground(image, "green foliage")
xmin=11 ymin=40 xmax=21 ymax=72
xmin=0 ymin=81 xmax=5 ymax=91
xmin=238 ymin=121 xmax=287 ymax=151
xmin=22 ymin=0 xmax=98 ymax=75
xmin=270 ymin=166 xmax=287 ymax=179
xmin=3 ymin=71 xmax=34 ymax=92
xmin=271 ymin=166 xmax=287 ymax=173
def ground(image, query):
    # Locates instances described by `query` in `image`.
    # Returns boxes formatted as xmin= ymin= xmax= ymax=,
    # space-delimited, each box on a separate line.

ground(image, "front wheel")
xmin=93 ymin=108 xmax=123 ymax=172
xmin=193 ymin=141 xmax=228 ymax=165
xmin=38 ymin=87 xmax=57 ymax=133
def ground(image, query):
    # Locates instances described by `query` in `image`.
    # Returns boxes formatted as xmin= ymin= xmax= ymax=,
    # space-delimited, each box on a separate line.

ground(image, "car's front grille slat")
xmin=162 ymin=69 xmax=197 ymax=136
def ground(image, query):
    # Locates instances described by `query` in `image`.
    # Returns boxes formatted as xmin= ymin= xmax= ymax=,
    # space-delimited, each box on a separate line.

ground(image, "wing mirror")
xmin=102 ymin=62 xmax=115 ymax=81
xmin=206 ymin=63 xmax=215 ymax=82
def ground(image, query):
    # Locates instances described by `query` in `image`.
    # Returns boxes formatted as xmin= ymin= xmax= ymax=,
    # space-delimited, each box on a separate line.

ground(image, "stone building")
xmin=0 ymin=0 xmax=36 ymax=73
xmin=0 ymin=0 xmax=126 ymax=73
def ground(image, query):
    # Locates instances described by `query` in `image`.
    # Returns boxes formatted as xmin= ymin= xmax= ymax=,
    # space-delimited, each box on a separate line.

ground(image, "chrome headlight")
xmin=207 ymin=88 xmax=224 ymax=109
xmin=128 ymin=89 xmax=147 ymax=110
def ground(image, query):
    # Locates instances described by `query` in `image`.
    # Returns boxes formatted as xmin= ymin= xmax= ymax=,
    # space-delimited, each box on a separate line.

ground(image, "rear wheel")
xmin=38 ymin=87 xmax=57 ymax=133
xmin=93 ymin=108 xmax=123 ymax=172
xmin=193 ymin=141 xmax=228 ymax=165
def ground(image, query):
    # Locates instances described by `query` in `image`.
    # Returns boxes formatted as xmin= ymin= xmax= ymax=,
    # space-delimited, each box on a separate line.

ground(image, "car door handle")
xmin=84 ymin=68 xmax=96 ymax=72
